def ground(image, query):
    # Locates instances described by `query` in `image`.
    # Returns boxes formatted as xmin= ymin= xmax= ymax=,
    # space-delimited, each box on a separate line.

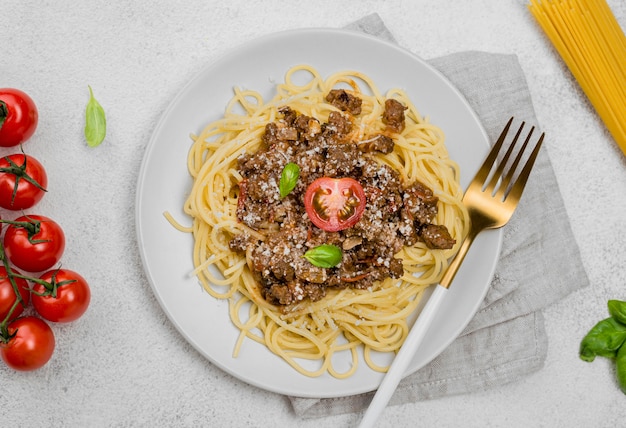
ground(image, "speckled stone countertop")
xmin=2 ymin=1 xmax=625 ymax=427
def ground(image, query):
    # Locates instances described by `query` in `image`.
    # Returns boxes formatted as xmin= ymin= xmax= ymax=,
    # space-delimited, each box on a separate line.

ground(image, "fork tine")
xmin=506 ymin=131 xmax=544 ymax=202
xmin=486 ymin=121 xmax=525 ymax=195
xmin=496 ymin=125 xmax=535 ymax=200
xmin=472 ymin=117 xmax=514 ymax=186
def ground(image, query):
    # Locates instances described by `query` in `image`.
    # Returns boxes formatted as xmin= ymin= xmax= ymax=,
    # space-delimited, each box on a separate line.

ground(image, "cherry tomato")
xmin=304 ymin=177 xmax=367 ymax=232
xmin=0 ymin=153 xmax=47 ymax=210
xmin=0 ymin=88 xmax=38 ymax=147
xmin=0 ymin=266 xmax=30 ymax=323
xmin=32 ymin=269 xmax=90 ymax=323
xmin=0 ymin=316 xmax=55 ymax=371
xmin=3 ymin=215 xmax=65 ymax=273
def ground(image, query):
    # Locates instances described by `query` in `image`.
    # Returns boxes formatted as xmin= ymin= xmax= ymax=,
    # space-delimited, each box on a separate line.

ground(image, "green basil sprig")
xmin=580 ymin=317 xmax=626 ymax=361
xmin=279 ymin=162 xmax=300 ymax=198
xmin=609 ymin=300 xmax=626 ymax=325
xmin=302 ymin=244 xmax=342 ymax=268
xmin=579 ymin=299 xmax=626 ymax=394
xmin=84 ymin=85 xmax=106 ymax=147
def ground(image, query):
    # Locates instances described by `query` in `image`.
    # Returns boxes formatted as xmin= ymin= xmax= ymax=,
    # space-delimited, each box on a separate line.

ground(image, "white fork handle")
xmin=358 ymin=284 xmax=448 ymax=428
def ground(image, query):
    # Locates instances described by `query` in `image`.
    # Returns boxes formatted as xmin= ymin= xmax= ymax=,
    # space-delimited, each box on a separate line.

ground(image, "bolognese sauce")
xmin=229 ymin=90 xmax=455 ymax=307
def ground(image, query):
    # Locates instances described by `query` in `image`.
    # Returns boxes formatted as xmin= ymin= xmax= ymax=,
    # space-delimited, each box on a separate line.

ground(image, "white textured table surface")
xmin=2 ymin=1 xmax=626 ymax=427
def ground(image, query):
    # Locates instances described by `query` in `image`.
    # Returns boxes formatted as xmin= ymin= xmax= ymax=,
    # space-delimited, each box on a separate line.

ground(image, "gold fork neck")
xmin=439 ymin=228 xmax=479 ymax=289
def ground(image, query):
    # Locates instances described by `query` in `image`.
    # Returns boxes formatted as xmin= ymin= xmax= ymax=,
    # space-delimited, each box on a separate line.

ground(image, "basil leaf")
xmin=279 ymin=162 xmax=300 ymax=198
xmin=579 ymin=317 xmax=626 ymax=362
xmin=616 ymin=342 xmax=626 ymax=394
xmin=84 ymin=85 xmax=106 ymax=147
xmin=302 ymin=244 xmax=342 ymax=268
xmin=608 ymin=300 xmax=626 ymax=326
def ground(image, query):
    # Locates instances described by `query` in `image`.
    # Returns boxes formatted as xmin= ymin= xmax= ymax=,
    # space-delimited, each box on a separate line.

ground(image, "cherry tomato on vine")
xmin=304 ymin=177 xmax=367 ymax=232
xmin=0 ymin=88 xmax=38 ymax=147
xmin=32 ymin=269 xmax=90 ymax=323
xmin=0 ymin=316 xmax=55 ymax=371
xmin=0 ymin=266 xmax=30 ymax=323
xmin=0 ymin=153 xmax=47 ymax=210
xmin=3 ymin=215 xmax=65 ymax=273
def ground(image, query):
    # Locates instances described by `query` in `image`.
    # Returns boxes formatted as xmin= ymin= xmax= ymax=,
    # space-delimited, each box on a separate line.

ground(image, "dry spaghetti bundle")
xmin=528 ymin=0 xmax=626 ymax=155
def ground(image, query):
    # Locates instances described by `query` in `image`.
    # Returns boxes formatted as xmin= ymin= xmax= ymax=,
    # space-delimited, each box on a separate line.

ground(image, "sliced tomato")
xmin=304 ymin=177 xmax=366 ymax=232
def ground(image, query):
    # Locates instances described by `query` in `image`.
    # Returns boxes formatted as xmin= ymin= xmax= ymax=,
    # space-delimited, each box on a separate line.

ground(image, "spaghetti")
xmin=528 ymin=0 xmax=626 ymax=155
xmin=180 ymin=65 xmax=468 ymax=378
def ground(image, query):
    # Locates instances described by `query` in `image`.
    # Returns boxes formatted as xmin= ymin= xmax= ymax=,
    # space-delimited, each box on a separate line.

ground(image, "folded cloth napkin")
xmin=289 ymin=13 xmax=589 ymax=418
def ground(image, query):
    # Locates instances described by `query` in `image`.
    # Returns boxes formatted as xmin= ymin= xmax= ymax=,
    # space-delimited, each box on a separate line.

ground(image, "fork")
xmin=358 ymin=117 xmax=544 ymax=428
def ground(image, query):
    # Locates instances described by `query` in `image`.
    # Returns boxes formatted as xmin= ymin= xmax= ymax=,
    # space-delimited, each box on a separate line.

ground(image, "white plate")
xmin=135 ymin=28 xmax=502 ymax=398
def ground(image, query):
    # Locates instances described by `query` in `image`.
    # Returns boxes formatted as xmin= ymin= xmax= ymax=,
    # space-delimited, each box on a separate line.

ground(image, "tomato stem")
xmin=12 ymin=269 xmax=76 ymax=299
xmin=0 ymin=244 xmax=25 ymax=339
xmin=0 ymin=322 xmax=11 ymax=343
xmin=0 ymin=100 xmax=7 ymax=129
xmin=0 ymin=299 xmax=21 ymax=341
xmin=0 ymin=215 xmax=49 ymax=244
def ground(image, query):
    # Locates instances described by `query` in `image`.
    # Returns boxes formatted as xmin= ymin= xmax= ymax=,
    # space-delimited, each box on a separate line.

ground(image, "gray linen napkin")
xmin=288 ymin=13 xmax=589 ymax=418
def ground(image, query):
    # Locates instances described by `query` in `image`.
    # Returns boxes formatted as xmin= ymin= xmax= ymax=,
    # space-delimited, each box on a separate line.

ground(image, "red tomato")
xmin=32 ymin=269 xmax=90 ymax=323
xmin=0 ymin=88 xmax=38 ymax=147
xmin=0 ymin=266 xmax=30 ymax=323
xmin=0 ymin=153 xmax=47 ymax=210
xmin=304 ymin=177 xmax=366 ymax=232
xmin=3 ymin=215 xmax=65 ymax=273
xmin=0 ymin=316 xmax=55 ymax=371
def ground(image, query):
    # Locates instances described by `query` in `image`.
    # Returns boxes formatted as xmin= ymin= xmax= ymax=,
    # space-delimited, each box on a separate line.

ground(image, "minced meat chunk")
xmin=382 ymin=99 xmax=407 ymax=133
xmin=420 ymin=224 xmax=456 ymax=249
xmin=325 ymin=89 xmax=362 ymax=115
xmin=325 ymin=111 xmax=352 ymax=139
xmin=358 ymin=134 xmax=395 ymax=154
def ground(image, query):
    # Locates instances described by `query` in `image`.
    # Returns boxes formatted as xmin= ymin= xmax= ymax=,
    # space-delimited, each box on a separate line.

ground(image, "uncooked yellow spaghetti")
xmin=528 ymin=0 xmax=626 ymax=155
xmin=178 ymin=65 xmax=468 ymax=378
